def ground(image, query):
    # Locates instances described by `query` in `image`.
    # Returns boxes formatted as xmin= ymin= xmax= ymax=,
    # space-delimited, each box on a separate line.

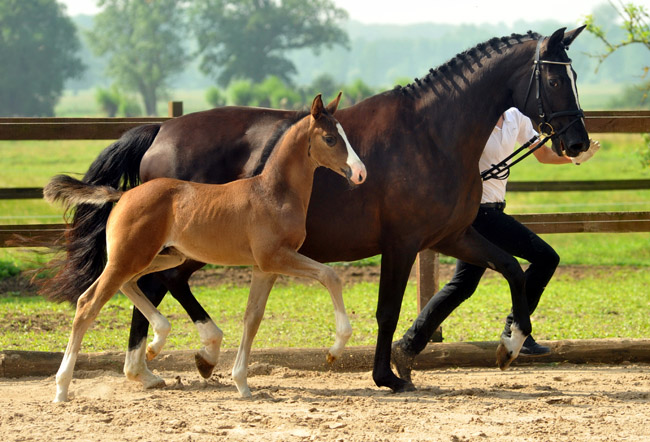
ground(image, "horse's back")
xmin=140 ymin=106 xmax=300 ymax=184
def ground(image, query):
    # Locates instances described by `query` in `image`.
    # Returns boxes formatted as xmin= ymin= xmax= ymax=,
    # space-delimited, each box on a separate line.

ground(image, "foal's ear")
xmin=562 ymin=25 xmax=586 ymax=48
xmin=311 ymin=94 xmax=324 ymax=120
xmin=326 ymin=91 xmax=342 ymax=114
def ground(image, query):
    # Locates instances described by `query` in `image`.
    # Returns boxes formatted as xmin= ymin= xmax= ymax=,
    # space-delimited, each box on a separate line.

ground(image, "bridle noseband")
xmin=481 ymin=37 xmax=585 ymax=181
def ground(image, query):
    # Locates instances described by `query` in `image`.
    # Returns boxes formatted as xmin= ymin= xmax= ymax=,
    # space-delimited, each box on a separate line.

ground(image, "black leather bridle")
xmin=481 ymin=37 xmax=585 ymax=181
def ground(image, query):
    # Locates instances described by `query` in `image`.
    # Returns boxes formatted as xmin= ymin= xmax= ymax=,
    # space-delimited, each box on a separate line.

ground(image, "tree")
xmin=0 ymin=0 xmax=84 ymax=116
xmin=85 ymin=0 xmax=189 ymax=115
xmin=585 ymin=1 xmax=650 ymax=169
xmin=585 ymin=1 xmax=650 ymax=102
xmin=190 ymin=0 xmax=349 ymax=87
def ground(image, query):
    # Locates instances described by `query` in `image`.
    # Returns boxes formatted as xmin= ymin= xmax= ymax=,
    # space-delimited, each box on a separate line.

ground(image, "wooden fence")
xmin=1 ymin=106 xmax=649 ymax=311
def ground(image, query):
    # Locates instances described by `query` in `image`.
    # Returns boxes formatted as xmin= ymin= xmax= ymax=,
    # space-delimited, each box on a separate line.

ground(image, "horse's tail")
xmin=44 ymin=175 xmax=123 ymax=209
xmin=38 ymin=124 xmax=160 ymax=304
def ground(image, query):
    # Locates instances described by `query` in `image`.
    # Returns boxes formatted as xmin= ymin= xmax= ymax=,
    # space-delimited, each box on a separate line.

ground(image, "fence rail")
xmin=1 ymin=106 xmax=649 ymax=312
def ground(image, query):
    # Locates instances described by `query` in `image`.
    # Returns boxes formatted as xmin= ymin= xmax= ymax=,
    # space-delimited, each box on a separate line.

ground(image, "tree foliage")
xmin=190 ymin=0 xmax=349 ymax=87
xmin=0 ymin=0 xmax=84 ymax=116
xmin=585 ymin=0 xmax=650 ymax=103
xmin=85 ymin=0 xmax=189 ymax=115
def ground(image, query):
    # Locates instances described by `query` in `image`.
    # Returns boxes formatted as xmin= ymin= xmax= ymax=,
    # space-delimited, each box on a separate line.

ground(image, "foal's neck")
xmin=260 ymin=117 xmax=316 ymax=204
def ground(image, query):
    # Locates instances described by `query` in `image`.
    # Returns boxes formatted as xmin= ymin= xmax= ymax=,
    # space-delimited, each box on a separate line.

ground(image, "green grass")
xmin=1 ymin=266 xmax=648 ymax=353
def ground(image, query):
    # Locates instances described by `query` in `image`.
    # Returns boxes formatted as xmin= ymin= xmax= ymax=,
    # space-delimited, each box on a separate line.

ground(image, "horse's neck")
xmin=415 ymin=45 xmax=532 ymax=165
xmin=260 ymin=117 xmax=315 ymax=205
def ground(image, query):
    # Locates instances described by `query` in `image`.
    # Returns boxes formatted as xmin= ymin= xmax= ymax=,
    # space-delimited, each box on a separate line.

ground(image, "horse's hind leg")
xmin=55 ymin=271 xmax=124 ymax=402
xmin=232 ymin=266 xmax=277 ymax=398
xmin=258 ymin=249 xmax=352 ymax=363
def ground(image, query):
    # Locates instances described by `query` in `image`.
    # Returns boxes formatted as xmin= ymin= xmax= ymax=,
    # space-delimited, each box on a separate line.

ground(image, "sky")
xmin=58 ymin=0 xmax=650 ymax=26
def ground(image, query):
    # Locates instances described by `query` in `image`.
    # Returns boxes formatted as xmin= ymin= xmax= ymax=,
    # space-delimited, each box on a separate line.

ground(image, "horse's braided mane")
xmin=396 ymin=30 xmax=542 ymax=97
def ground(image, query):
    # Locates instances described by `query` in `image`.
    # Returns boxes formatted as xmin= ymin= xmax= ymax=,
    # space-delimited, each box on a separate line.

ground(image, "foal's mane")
xmin=396 ymin=30 xmax=542 ymax=98
xmin=250 ymin=109 xmax=310 ymax=177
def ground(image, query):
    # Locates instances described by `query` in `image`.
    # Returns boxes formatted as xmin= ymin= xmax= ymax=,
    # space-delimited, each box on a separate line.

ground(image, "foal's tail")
xmin=44 ymin=175 xmax=123 ymax=209
xmin=38 ymin=124 xmax=160 ymax=303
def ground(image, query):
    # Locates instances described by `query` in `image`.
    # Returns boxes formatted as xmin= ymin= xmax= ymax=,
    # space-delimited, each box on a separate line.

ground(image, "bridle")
xmin=481 ymin=37 xmax=585 ymax=181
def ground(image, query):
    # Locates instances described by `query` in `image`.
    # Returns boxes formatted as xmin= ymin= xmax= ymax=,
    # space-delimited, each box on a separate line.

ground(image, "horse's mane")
xmin=396 ymin=30 xmax=542 ymax=97
xmin=249 ymin=109 xmax=310 ymax=177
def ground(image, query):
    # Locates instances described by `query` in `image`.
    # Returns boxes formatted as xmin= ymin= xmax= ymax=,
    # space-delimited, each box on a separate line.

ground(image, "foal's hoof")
xmin=496 ymin=343 xmax=515 ymax=371
xmin=145 ymin=346 xmax=158 ymax=361
xmin=143 ymin=377 xmax=167 ymax=390
xmin=195 ymin=353 xmax=216 ymax=379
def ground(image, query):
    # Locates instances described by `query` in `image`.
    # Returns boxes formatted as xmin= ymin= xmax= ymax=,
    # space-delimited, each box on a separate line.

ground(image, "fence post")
xmin=168 ymin=101 xmax=183 ymax=117
xmin=416 ymin=249 xmax=443 ymax=341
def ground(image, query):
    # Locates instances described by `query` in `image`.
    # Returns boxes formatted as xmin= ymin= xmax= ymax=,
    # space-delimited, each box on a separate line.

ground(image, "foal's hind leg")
xmin=55 ymin=272 xmax=124 ymax=402
xmin=160 ymin=262 xmax=223 ymax=380
xmin=259 ymin=248 xmax=352 ymax=362
xmin=121 ymin=250 xmax=188 ymax=363
xmin=232 ymin=266 xmax=277 ymax=397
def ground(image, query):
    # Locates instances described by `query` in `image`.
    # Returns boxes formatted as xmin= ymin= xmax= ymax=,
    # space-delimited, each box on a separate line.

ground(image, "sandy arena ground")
xmin=1 ymin=362 xmax=649 ymax=442
xmin=1 ymin=265 xmax=649 ymax=441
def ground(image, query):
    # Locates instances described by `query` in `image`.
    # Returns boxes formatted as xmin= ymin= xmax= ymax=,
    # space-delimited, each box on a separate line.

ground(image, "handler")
xmin=392 ymin=107 xmax=600 ymax=383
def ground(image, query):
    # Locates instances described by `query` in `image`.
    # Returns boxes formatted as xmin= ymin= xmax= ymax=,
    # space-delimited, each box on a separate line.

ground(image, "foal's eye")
xmin=323 ymin=135 xmax=337 ymax=146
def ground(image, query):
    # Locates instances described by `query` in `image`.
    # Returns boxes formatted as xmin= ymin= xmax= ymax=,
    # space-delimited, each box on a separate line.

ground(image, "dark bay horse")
xmin=45 ymin=94 xmax=365 ymax=402
xmin=43 ymin=27 xmax=589 ymax=393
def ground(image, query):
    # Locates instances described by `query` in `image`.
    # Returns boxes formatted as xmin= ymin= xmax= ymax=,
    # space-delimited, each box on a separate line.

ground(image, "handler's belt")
xmin=480 ymin=201 xmax=506 ymax=211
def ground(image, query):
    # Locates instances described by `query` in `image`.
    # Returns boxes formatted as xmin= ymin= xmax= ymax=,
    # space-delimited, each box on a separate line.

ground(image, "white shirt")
xmin=479 ymin=108 xmax=538 ymax=203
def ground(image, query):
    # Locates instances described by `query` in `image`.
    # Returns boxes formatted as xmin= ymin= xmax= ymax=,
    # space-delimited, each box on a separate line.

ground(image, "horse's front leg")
xmin=232 ymin=266 xmax=277 ymax=397
xmin=439 ymin=226 xmax=530 ymax=370
xmin=373 ymin=243 xmax=419 ymax=392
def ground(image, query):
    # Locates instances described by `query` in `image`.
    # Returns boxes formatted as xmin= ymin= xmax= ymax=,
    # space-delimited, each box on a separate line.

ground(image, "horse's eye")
xmin=549 ymin=78 xmax=560 ymax=88
xmin=323 ymin=135 xmax=336 ymax=146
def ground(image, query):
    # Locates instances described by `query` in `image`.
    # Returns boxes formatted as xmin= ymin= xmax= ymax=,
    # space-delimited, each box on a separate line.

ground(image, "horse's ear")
xmin=311 ymin=94 xmax=324 ymax=120
xmin=546 ymin=27 xmax=567 ymax=50
xmin=326 ymin=91 xmax=342 ymax=114
xmin=562 ymin=25 xmax=586 ymax=48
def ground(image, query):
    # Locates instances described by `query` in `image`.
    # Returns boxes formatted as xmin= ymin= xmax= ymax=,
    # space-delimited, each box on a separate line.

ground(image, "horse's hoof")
xmin=496 ymin=343 xmax=514 ymax=371
xmin=374 ymin=372 xmax=416 ymax=393
xmin=195 ymin=353 xmax=216 ymax=379
xmin=393 ymin=379 xmax=417 ymax=393
xmin=326 ymin=352 xmax=337 ymax=364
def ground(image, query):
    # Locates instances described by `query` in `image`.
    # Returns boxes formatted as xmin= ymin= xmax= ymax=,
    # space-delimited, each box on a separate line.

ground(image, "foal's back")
xmin=106 ymin=175 xmax=290 ymax=268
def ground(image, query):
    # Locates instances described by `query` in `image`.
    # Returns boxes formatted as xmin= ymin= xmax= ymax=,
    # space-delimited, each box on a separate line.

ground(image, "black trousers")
xmin=402 ymin=204 xmax=560 ymax=355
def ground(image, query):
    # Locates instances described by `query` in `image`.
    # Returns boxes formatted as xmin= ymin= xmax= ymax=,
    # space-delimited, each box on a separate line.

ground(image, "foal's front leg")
xmin=260 ymin=248 xmax=353 ymax=362
xmin=232 ymin=267 xmax=278 ymax=397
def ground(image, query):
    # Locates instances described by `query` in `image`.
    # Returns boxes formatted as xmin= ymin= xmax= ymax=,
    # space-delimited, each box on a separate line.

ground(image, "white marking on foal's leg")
xmin=54 ymin=352 xmax=77 ymax=403
xmin=194 ymin=320 xmax=223 ymax=379
xmin=124 ymin=338 xmax=166 ymax=389
xmin=327 ymin=309 xmax=353 ymax=362
xmin=145 ymin=313 xmax=171 ymax=361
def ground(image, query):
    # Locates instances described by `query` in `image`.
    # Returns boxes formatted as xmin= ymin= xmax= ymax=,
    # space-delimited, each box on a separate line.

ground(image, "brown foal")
xmin=44 ymin=94 xmax=367 ymax=402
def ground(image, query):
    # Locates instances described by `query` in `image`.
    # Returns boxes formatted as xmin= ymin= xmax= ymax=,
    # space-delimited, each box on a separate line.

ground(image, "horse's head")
xmin=515 ymin=26 xmax=590 ymax=158
xmin=309 ymin=93 xmax=367 ymax=185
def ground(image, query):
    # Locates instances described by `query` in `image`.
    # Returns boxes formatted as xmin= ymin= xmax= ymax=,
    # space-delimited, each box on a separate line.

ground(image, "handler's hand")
xmin=571 ymin=139 xmax=600 ymax=165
